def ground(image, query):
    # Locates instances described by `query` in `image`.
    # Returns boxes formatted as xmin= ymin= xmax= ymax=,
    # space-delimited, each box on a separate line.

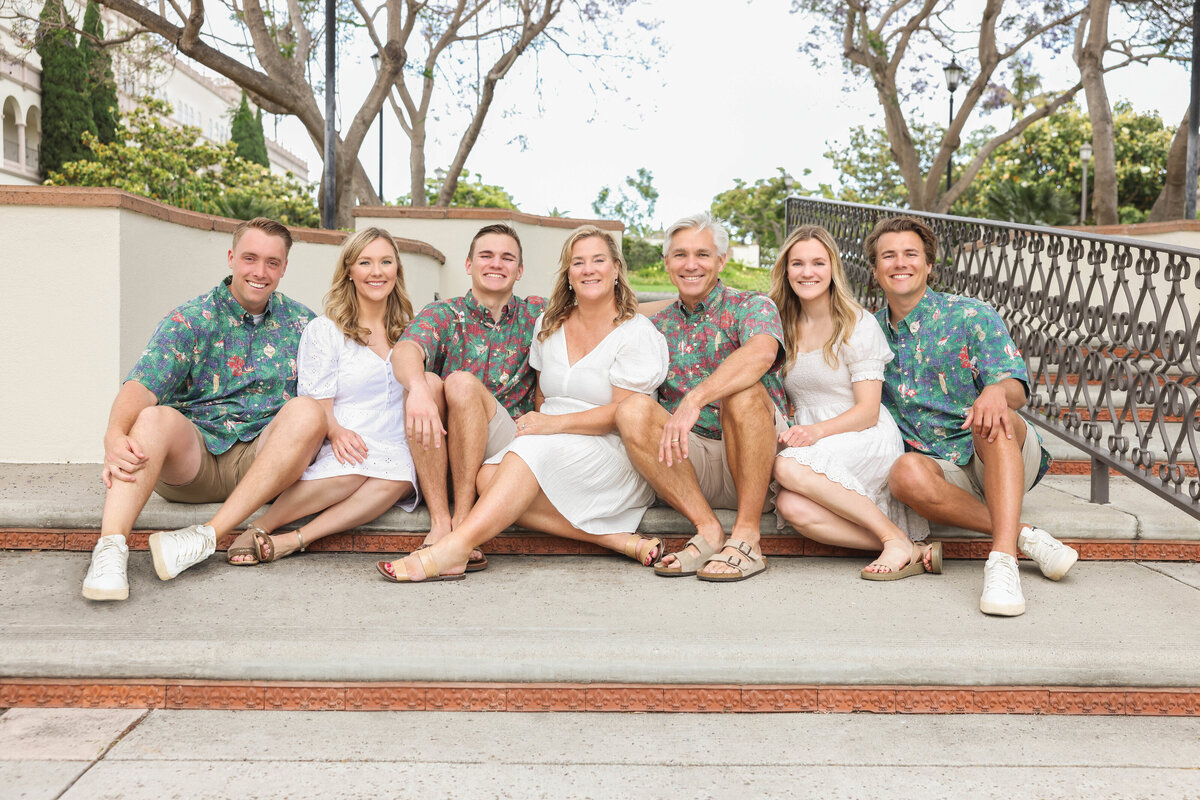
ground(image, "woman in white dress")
xmin=228 ymin=228 xmax=419 ymax=564
xmin=377 ymin=225 xmax=669 ymax=582
xmin=770 ymin=225 xmax=936 ymax=579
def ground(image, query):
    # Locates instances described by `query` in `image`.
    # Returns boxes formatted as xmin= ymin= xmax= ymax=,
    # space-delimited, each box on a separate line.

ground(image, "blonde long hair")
xmin=538 ymin=226 xmax=638 ymax=342
xmin=324 ymin=227 xmax=414 ymax=347
xmin=768 ymin=225 xmax=862 ymax=371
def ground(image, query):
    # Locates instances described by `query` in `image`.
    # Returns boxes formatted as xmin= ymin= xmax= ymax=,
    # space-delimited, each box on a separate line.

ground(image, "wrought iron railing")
xmin=786 ymin=196 xmax=1200 ymax=519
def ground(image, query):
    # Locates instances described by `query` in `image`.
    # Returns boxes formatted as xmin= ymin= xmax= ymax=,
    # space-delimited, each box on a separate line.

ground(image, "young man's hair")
xmin=662 ymin=211 xmax=730 ymax=258
xmin=864 ymin=216 xmax=938 ymax=269
xmin=468 ymin=223 xmax=523 ymax=264
xmin=232 ymin=217 xmax=294 ymax=255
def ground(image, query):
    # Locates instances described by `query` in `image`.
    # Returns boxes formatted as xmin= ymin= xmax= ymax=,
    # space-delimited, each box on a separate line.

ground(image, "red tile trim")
xmin=8 ymin=528 xmax=1198 ymax=561
xmin=1 ymin=680 xmax=1197 ymax=715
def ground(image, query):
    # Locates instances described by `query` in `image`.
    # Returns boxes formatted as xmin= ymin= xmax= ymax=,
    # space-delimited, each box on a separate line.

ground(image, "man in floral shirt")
xmin=869 ymin=216 xmax=1077 ymax=617
xmin=82 ymin=218 xmax=325 ymax=602
xmin=617 ymin=212 xmax=786 ymax=582
xmin=388 ymin=223 xmax=545 ymax=573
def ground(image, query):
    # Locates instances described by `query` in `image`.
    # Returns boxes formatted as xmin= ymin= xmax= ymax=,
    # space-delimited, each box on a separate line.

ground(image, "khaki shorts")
xmin=154 ymin=425 xmax=259 ymax=504
xmin=686 ymin=410 xmax=790 ymax=510
xmin=484 ymin=407 xmax=518 ymax=460
xmin=935 ymin=417 xmax=1043 ymax=500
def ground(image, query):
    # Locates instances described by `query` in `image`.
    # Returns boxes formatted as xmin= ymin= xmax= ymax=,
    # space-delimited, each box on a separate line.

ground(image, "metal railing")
xmin=786 ymin=196 xmax=1200 ymax=519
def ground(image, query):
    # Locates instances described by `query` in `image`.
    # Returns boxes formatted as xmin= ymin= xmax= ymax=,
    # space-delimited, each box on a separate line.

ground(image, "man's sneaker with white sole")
xmin=82 ymin=534 xmax=129 ymax=601
xmin=1018 ymin=525 xmax=1078 ymax=580
xmin=980 ymin=551 xmax=1025 ymax=617
xmin=148 ymin=524 xmax=216 ymax=581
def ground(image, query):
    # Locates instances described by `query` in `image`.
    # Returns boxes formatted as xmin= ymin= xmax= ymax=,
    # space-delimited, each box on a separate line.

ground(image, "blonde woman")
xmin=770 ymin=225 xmax=935 ymax=579
xmin=228 ymin=228 xmax=418 ymax=564
xmin=377 ymin=226 xmax=669 ymax=582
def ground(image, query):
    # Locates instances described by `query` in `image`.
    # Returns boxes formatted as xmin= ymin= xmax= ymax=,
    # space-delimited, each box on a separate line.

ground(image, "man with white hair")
xmin=618 ymin=212 xmax=786 ymax=581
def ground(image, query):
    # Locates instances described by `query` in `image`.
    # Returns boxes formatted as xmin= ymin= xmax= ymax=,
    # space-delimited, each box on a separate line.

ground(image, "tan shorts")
xmin=154 ymin=425 xmax=259 ymax=504
xmin=935 ymin=417 xmax=1043 ymax=500
xmin=686 ymin=410 xmax=790 ymax=510
xmin=484 ymin=406 xmax=518 ymax=460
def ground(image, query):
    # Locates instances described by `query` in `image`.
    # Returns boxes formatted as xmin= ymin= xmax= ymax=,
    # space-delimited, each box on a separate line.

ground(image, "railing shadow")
xmin=786 ymin=196 xmax=1200 ymax=519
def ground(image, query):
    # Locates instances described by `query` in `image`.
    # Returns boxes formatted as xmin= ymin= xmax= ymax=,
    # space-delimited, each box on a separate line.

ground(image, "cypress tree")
xmin=230 ymin=92 xmax=269 ymax=167
xmin=36 ymin=0 xmax=96 ymax=176
xmin=80 ymin=0 xmax=119 ymax=144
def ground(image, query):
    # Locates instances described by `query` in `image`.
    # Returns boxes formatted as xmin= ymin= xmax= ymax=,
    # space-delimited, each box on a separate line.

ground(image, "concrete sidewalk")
xmin=3 ymin=707 xmax=1199 ymax=799
xmin=2 ymin=551 xmax=1198 ymax=686
xmin=1 ymin=464 xmax=1197 ymax=540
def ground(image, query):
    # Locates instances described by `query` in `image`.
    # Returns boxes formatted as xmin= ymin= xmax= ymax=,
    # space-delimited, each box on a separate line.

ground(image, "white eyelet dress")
xmin=484 ymin=313 xmax=669 ymax=535
xmin=296 ymin=316 xmax=419 ymax=511
xmin=776 ymin=308 xmax=928 ymax=540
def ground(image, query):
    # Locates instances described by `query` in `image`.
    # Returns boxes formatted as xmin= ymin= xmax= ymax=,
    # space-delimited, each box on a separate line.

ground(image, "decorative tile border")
xmin=6 ymin=529 xmax=1197 ymax=561
xmin=1 ymin=679 xmax=1197 ymax=716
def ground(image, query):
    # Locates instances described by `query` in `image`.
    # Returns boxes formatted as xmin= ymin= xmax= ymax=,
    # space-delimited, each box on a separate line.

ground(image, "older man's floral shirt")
xmin=125 ymin=277 xmax=314 ymax=455
xmin=650 ymin=281 xmax=786 ymax=440
xmin=401 ymin=291 xmax=546 ymax=419
xmin=875 ymin=289 xmax=1050 ymax=482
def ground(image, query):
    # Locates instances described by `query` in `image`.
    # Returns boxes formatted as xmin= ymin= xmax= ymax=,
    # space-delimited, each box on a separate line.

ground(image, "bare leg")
xmin=443 ymin=371 xmax=497 ymax=528
xmin=407 ymin=373 xmax=453 ymax=543
xmin=228 ymin=474 xmax=365 ymax=562
xmin=702 ymin=384 xmax=776 ymax=576
xmin=973 ymin=410 xmax=1028 ymax=556
xmin=267 ymin=478 xmax=414 ymax=560
xmin=204 ymin=396 xmax=327 ymax=541
xmin=99 ymin=406 xmax=204 ymax=536
xmin=615 ymin=394 xmax=724 ymax=569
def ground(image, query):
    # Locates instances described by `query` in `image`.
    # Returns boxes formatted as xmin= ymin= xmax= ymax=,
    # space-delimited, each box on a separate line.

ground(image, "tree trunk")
xmin=1149 ymin=106 xmax=1191 ymax=222
xmin=1076 ymin=0 xmax=1119 ymax=225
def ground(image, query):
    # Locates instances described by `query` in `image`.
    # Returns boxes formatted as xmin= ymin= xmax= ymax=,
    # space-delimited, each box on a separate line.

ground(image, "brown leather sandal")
xmin=623 ymin=535 xmax=664 ymax=567
xmin=226 ymin=525 xmax=266 ymax=566
xmin=376 ymin=548 xmax=466 ymax=583
xmin=653 ymin=533 xmax=719 ymax=577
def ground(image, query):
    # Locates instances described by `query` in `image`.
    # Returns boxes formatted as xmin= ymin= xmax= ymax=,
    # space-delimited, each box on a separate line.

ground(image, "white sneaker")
xmin=1018 ymin=525 xmax=1078 ymax=581
xmin=82 ymin=535 xmax=129 ymax=601
xmin=148 ymin=524 xmax=215 ymax=581
xmin=980 ymin=551 xmax=1025 ymax=617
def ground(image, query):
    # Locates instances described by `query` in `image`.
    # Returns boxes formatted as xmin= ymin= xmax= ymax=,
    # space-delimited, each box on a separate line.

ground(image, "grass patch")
xmin=629 ymin=260 xmax=771 ymax=295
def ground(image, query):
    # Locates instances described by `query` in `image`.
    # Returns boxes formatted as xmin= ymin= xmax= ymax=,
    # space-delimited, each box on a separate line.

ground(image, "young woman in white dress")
xmin=228 ymin=228 xmax=419 ymax=564
xmin=377 ymin=225 xmax=670 ymax=582
xmin=770 ymin=225 xmax=936 ymax=580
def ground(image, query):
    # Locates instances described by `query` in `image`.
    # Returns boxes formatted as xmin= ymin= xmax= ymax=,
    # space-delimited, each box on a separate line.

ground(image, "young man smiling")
xmin=617 ymin=212 xmax=787 ymax=582
xmin=389 ymin=223 xmax=546 ymax=569
xmin=83 ymin=218 xmax=326 ymax=601
xmin=867 ymin=216 xmax=1077 ymax=617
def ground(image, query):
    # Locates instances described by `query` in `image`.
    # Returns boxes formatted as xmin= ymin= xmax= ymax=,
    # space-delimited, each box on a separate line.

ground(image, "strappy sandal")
xmin=860 ymin=541 xmax=943 ymax=581
xmin=417 ymin=542 xmax=488 ymax=573
xmin=622 ymin=535 xmax=664 ymax=567
xmin=653 ymin=533 xmax=718 ymax=577
xmin=376 ymin=548 xmax=466 ymax=583
xmin=226 ymin=525 xmax=265 ymax=566
xmin=697 ymin=538 xmax=767 ymax=582
xmin=253 ymin=529 xmax=306 ymax=564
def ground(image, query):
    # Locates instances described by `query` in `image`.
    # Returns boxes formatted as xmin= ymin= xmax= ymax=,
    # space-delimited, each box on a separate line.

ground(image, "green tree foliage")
xmin=620 ymin=237 xmax=662 ymax=271
xmin=710 ymin=168 xmax=834 ymax=262
xmin=591 ymin=168 xmax=659 ymax=236
xmin=397 ymin=170 xmax=518 ymax=209
xmin=957 ymin=102 xmax=1174 ymax=224
xmin=229 ymin=93 xmax=270 ymax=167
xmin=79 ymin=1 xmax=118 ymax=144
xmin=983 ymin=182 xmax=1078 ymax=227
xmin=36 ymin=0 xmax=96 ymax=176
xmin=46 ymin=98 xmax=318 ymax=228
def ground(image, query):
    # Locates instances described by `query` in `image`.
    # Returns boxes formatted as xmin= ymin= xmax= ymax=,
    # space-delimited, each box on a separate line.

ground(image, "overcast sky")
xmin=270 ymin=0 xmax=1192 ymax=228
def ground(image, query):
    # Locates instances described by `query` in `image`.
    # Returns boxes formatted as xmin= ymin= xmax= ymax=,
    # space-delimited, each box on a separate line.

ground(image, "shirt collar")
xmin=464 ymin=289 xmax=517 ymax=324
xmin=885 ymin=288 xmax=938 ymax=334
xmin=676 ymin=280 xmax=726 ymax=317
xmin=217 ymin=277 xmax=276 ymax=325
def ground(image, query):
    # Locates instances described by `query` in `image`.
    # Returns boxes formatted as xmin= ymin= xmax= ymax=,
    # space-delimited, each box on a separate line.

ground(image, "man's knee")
xmin=423 ymin=372 xmax=445 ymax=400
xmin=719 ymin=383 xmax=771 ymax=423
xmin=615 ymin=393 xmax=660 ymax=439
xmin=277 ymin=396 xmax=327 ymax=437
xmin=444 ymin=371 xmax=490 ymax=412
xmin=889 ymin=453 xmax=941 ymax=505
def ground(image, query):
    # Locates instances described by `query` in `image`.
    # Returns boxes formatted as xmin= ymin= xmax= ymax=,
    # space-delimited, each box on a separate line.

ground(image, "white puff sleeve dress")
xmin=485 ymin=313 xmax=669 ymax=535
xmin=296 ymin=315 xmax=419 ymax=511
xmin=776 ymin=309 xmax=927 ymax=540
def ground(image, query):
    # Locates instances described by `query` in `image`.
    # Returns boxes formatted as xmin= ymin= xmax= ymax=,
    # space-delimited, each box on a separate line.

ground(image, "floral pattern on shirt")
xmin=401 ymin=291 xmax=547 ymax=419
xmin=125 ymin=277 xmax=314 ymax=455
xmin=650 ymin=281 xmax=786 ymax=440
xmin=875 ymin=289 xmax=1051 ymax=483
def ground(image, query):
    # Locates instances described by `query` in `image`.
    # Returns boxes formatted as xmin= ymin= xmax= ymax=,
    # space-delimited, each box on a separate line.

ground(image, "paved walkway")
xmin=3 ymin=552 xmax=1199 ymax=686
xmin=3 ymin=707 xmax=1199 ymax=799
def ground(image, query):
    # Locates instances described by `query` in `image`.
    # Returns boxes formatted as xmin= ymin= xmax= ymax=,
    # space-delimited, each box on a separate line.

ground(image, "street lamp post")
xmin=370 ymin=53 xmax=384 ymax=204
xmin=1080 ymin=142 xmax=1093 ymax=224
xmin=943 ymin=57 xmax=965 ymax=195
